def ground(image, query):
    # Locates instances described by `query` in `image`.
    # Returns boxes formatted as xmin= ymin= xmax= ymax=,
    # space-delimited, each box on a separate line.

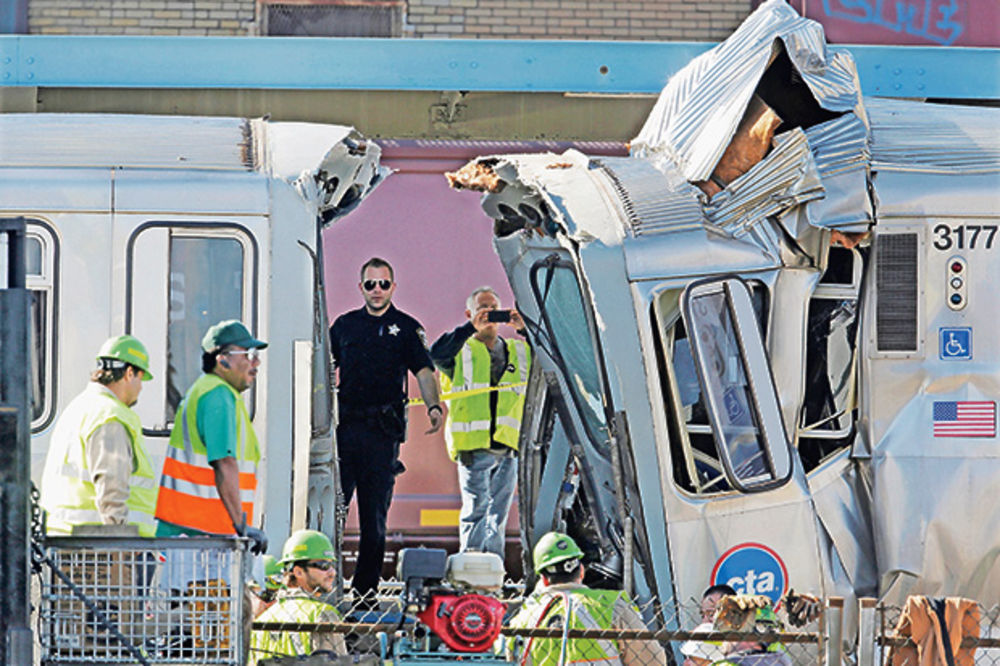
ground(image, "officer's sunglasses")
xmin=363 ymin=279 xmax=392 ymax=292
xmin=305 ymin=560 xmax=335 ymax=571
xmin=227 ymin=348 xmax=261 ymax=361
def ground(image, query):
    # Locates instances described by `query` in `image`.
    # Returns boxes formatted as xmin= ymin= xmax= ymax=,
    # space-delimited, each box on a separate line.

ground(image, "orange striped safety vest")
xmin=154 ymin=373 xmax=260 ymax=534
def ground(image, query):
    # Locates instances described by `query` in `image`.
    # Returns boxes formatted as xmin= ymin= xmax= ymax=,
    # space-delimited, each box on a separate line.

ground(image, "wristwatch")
xmin=427 ymin=404 xmax=443 ymax=416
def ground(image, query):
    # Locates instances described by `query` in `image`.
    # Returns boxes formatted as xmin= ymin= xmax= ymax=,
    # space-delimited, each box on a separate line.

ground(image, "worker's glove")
xmin=713 ymin=594 xmax=772 ymax=633
xmin=782 ymin=589 xmax=822 ymax=627
xmin=233 ymin=515 xmax=268 ymax=555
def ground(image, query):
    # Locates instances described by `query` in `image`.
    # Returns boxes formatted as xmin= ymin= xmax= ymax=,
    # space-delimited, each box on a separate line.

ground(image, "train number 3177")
xmin=933 ymin=224 xmax=997 ymax=251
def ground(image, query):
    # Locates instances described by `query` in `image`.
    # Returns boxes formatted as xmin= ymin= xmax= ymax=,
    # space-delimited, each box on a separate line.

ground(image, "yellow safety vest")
xmin=250 ymin=595 xmax=343 ymax=665
xmin=507 ymin=587 xmax=624 ymax=666
xmin=40 ymin=383 xmax=157 ymax=536
xmin=155 ymin=373 xmax=260 ymax=534
xmin=441 ymin=337 xmax=530 ymax=461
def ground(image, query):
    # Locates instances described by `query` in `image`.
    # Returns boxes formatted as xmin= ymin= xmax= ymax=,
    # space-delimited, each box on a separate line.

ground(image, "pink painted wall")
xmin=779 ymin=0 xmax=999 ymax=47
xmin=322 ymin=141 xmax=625 ymax=568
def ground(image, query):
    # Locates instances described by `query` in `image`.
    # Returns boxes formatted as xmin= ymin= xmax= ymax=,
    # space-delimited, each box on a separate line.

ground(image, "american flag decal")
xmin=933 ymin=401 xmax=997 ymax=438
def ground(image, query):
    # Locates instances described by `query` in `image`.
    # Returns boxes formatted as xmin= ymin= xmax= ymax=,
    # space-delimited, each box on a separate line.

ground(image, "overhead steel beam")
xmin=1 ymin=35 xmax=998 ymax=99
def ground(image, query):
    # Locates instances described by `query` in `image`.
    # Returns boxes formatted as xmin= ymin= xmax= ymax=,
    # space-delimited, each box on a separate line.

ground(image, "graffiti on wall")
xmin=776 ymin=0 xmax=998 ymax=47
xmin=821 ymin=0 xmax=962 ymax=45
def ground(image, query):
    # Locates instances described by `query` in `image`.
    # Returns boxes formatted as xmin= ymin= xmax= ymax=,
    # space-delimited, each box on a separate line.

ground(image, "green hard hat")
xmin=262 ymin=554 xmax=283 ymax=590
xmin=533 ymin=531 xmax=584 ymax=574
xmin=279 ymin=530 xmax=337 ymax=566
xmin=755 ymin=604 xmax=783 ymax=630
xmin=97 ymin=334 xmax=153 ymax=381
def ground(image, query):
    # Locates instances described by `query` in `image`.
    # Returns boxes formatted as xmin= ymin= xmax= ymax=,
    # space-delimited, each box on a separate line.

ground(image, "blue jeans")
xmin=457 ymin=448 xmax=517 ymax=556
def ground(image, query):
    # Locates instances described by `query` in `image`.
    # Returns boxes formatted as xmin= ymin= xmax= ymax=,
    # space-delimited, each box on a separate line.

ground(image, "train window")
xmin=166 ymin=235 xmax=248 ymax=421
xmin=27 ymin=226 xmax=57 ymax=430
xmin=798 ymin=247 xmax=864 ymax=471
xmin=1 ymin=223 xmax=58 ymax=430
xmin=530 ymin=257 xmax=610 ymax=454
xmin=652 ymin=280 xmax=791 ymax=494
xmin=127 ymin=223 xmax=257 ymax=432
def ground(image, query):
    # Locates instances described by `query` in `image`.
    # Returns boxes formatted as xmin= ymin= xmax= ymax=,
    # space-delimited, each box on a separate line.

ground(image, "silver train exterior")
xmin=0 ymin=114 xmax=386 ymax=551
xmin=448 ymin=0 xmax=1000 ymax=636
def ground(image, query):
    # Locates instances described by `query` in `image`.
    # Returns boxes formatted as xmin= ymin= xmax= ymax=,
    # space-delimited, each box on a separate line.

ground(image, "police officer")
xmin=330 ymin=257 xmax=442 ymax=602
xmin=41 ymin=335 xmax=157 ymax=536
xmin=250 ymin=530 xmax=346 ymax=664
xmin=506 ymin=532 xmax=666 ymax=666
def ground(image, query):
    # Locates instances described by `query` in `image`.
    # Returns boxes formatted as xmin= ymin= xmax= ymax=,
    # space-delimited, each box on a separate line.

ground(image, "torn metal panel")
xmin=704 ymin=129 xmax=824 ymax=238
xmin=867 ymin=97 xmax=1000 ymax=173
xmin=631 ymin=0 xmax=861 ymax=183
xmin=265 ymin=122 xmax=389 ymax=224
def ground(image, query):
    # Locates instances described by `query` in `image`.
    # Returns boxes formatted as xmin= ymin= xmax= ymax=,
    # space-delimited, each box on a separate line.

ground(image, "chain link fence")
xmin=247 ymin=581 xmax=832 ymax=666
xmin=867 ymin=601 xmax=1000 ymax=666
xmin=30 ymin=533 xmax=1000 ymax=666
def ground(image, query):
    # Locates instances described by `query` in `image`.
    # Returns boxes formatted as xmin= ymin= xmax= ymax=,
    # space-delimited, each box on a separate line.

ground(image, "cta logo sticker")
xmin=711 ymin=543 xmax=788 ymax=607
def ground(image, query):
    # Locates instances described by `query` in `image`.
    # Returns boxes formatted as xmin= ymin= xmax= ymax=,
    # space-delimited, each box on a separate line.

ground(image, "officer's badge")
xmin=388 ymin=324 xmax=400 ymax=336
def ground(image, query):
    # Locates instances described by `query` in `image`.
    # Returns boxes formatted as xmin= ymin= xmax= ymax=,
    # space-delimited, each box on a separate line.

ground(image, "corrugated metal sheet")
xmin=593 ymin=157 xmax=705 ymax=237
xmin=799 ymin=113 xmax=873 ymax=231
xmin=0 ymin=114 xmax=254 ymax=170
xmin=631 ymin=0 xmax=859 ymax=183
xmin=704 ymin=128 xmax=824 ymax=237
xmin=867 ymin=98 xmax=1000 ymax=173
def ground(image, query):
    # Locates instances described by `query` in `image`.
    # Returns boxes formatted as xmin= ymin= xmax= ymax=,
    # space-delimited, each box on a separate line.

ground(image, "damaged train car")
xmin=447 ymin=0 xmax=1000 ymax=635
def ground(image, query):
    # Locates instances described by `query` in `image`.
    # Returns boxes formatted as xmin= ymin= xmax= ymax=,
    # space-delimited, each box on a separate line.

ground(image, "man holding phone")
xmin=430 ymin=286 xmax=531 ymax=556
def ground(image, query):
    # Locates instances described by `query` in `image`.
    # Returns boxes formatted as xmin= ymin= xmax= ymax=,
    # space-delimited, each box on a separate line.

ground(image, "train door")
xmin=113 ymin=176 xmax=269 ymax=473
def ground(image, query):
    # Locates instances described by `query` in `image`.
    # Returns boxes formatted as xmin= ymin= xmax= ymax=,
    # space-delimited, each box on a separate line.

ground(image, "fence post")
xmin=858 ymin=597 xmax=877 ymax=666
xmin=825 ymin=597 xmax=844 ymax=666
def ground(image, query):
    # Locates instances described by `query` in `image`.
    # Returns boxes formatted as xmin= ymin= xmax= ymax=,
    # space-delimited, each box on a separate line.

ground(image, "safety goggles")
xmin=363 ymin=279 xmax=392 ymax=292
xmin=227 ymin=348 xmax=261 ymax=361
xmin=305 ymin=560 xmax=335 ymax=571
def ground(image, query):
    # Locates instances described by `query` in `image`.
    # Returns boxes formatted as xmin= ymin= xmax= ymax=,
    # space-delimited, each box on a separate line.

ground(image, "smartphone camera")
xmin=486 ymin=310 xmax=512 ymax=323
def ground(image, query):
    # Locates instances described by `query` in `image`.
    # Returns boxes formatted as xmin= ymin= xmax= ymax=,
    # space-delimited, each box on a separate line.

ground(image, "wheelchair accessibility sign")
xmin=940 ymin=328 xmax=972 ymax=361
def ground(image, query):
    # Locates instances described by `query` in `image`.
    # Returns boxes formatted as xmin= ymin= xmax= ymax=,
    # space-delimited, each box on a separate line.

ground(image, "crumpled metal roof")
xmin=630 ymin=0 xmax=860 ymax=183
xmin=592 ymin=157 xmax=705 ymax=237
xmin=866 ymin=97 xmax=1000 ymax=173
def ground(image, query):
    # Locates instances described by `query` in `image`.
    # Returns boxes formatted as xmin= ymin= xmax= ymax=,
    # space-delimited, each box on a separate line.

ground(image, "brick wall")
xmin=29 ymin=0 xmax=258 ymax=35
xmin=27 ymin=0 xmax=752 ymax=39
xmin=404 ymin=0 xmax=753 ymax=40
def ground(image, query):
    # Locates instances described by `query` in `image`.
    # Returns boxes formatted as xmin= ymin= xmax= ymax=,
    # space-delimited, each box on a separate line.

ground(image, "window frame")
xmin=680 ymin=276 xmax=793 ymax=493
xmin=23 ymin=220 xmax=59 ymax=433
xmin=126 ymin=221 xmax=259 ymax=435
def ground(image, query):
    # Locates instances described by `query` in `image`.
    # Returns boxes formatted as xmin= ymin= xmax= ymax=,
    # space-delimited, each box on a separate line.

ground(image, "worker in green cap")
xmin=154 ymin=319 xmax=268 ymax=555
xmin=41 ymin=334 xmax=157 ymax=535
xmin=504 ymin=531 xmax=665 ymax=666
xmin=250 ymin=530 xmax=346 ymax=664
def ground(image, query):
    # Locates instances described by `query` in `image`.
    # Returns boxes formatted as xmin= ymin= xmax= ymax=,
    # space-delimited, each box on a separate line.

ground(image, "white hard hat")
xmin=681 ymin=623 xmax=722 ymax=660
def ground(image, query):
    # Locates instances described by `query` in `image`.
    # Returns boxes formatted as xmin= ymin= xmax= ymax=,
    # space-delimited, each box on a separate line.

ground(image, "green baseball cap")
xmin=201 ymin=320 xmax=268 ymax=352
xmin=97 ymin=334 xmax=153 ymax=381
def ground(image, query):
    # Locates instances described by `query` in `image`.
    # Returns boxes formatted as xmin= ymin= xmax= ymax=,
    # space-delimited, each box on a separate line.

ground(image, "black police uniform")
xmin=330 ymin=303 xmax=433 ymax=598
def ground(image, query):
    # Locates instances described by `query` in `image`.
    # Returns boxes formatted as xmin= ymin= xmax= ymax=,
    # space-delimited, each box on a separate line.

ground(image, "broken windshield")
xmin=530 ymin=256 xmax=610 ymax=454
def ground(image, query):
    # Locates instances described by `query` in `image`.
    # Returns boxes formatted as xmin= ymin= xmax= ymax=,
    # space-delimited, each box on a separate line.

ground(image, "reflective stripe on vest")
xmin=442 ymin=337 xmax=530 ymax=461
xmin=509 ymin=588 xmax=623 ymax=666
xmin=40 ymin=383 xmax=158 ymax=536
xmin=249 ymin=596 xmax=343 ymax=665
xmin=155 ymin=373 xmax=260 ymax=534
